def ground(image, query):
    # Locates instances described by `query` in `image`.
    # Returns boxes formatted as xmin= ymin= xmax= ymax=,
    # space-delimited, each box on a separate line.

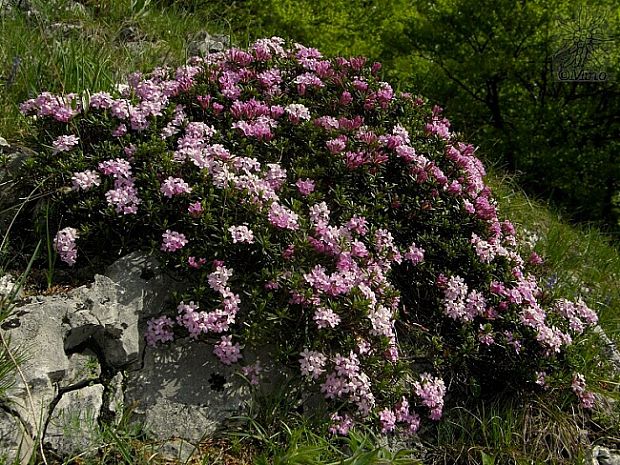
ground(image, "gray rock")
xmin=65 ymin=350 xmax=101 ymax=385
xmin=592 ymin=446 xmax=620 ymax=465
xmin=118 ymin=24 xmax=146 ymax=43
xmin=45 ymin=384 xmax=104 ymax=457
xmin=104 ymin=372 xmax=125 ymax=425
xmin=0 ymin=252 xmax=253 ymax=462
xmin=48 ymin=22 xmax=84 ymax=37
xmin=3 ymin=295 xmax=77 ymax=444
xmin=156 ymin=438 xmax=198 ymax=463
xmin=67 ymin=274 xmax=144 ymax=369
xmin=0 ymin=0 xmax=29 ymax=14
xmin=188 ymin=31 xmax=231 ymax=56
xmin=593 ymin=326 xmax=620 ymax=373
xmin=124 ymin=338 xmax=250 ymax=443
xmin=0 ymin=407 xmax=33 ymax=465
xmin=0 ymin=252 xmax=171 ymax=461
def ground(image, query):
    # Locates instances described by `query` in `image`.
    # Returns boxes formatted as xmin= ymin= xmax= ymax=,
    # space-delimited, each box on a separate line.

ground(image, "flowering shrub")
xmin=18 ymin=37 xmax=599 ymax=434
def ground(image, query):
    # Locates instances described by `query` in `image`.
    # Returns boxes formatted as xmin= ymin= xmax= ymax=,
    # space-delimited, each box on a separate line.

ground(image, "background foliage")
xmin=186 ymin=0 xmax=620 ymax=236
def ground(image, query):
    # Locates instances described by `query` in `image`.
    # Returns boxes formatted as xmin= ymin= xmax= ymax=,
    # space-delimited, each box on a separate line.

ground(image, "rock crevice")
xmin=0 ymin=252 xmax=250 ymax=464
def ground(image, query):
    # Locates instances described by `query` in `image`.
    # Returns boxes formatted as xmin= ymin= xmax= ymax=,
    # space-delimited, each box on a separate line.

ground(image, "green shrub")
xmin=15 ymin=38 xmax=602 ymax=435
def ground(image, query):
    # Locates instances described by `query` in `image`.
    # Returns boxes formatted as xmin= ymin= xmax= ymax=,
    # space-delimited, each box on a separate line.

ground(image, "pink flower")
xmin=229 ymin=225 xmax=255 ymax=244
xmin=414 ymin=373 xmax=446 ymax=420
xmin=98 ymin=158 xmax=132 ymax=178
xmin=53 ymin=227 xmax=79 ymax=266
xmin=268 ymin=202 xmax=299 ymax=230
xmin=339 ymin=91 xmax=353 ymax=106
xmin=326 ymin=136 xmax=347 ymax=154
xmin=282 ymin=244 xmax=295 ymax=260
xmin=367 ymin=306 xmax=394 ymax=338
xmin=104 ymin=178 xmax=141 ymax=215
xmin=296 ymin=178 xmax=315 ymax=196
xmin=241 ymin=361 xmax=262 ymax=385
xmin=208 ymin=265 xmax=233 ymax=294
xmin=188 ymin=201 xmax=203 ymax=218
xmin=333 ymin=353 xmax=360 ymax=380
xmin=145 ymin=316 xmax=175 ymax=346
xmin=529 ymin=252 xmax=544 ymax=265
xmin=161 ymin=230 xmax=187 ymax=252
xmin=213 ymin=335 xmax=242 ymax=365
xmin=264 ymin=163 xmax=287 ymax=190
xmin=161 ymin=176 xmax=192 ymax=198
xmin=309 ymin=202 xmax=330 ymax=225
xmin=299 ymin=349 xmax=327 ymax=379
xmin=313 ymin=307 xmax=341 ymax=329
xmin=404 ymin=243 xmax=425 ymax=264
xmin=52 ymin=134 xmax=79 ymax=152
xmin=89 ymin=91 xmax=113 ymax=109
xmin=124 ymin=144 xmax=137 ymax=158
xmin=112 ymin=124 xmax=127 ymax=137
xmin=329 ymin=413 xmax=354 ymax=435
xmin=379 ymin=408 xmax=396 ymax=433
xmin=535 ymin=371 xmax=548 ymax=388
xmin=188 ymin=256 xmax=206 ymax=269
xmin=571 ymin=373 xmax=595 ymax=408
xmin=71 ymin=170 xmax=100 ymax=191
xmin=285 ymin=103 xmax=311 ymax=123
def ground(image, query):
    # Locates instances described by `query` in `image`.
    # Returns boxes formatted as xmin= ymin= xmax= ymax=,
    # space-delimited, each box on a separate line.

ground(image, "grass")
xmin=0 ymin=0 xmax=231 ymax=140
xmin=487 ymin=169 xmax=620 ymax=340
xmin=0 ymin=1 xmax=619 ymax=464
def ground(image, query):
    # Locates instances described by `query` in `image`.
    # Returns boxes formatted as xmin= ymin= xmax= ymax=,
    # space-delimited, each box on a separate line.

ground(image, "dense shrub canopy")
xmin=18 ymin=38 xmax=598 ymax=434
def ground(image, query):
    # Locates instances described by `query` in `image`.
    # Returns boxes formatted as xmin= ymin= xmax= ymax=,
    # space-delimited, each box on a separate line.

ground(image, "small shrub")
xmin=16 ymin=38 xmax=600 ymax=435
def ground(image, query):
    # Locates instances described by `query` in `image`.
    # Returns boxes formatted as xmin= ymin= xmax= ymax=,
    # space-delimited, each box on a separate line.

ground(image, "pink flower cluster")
xmin=145 ymin=316 xmax=175 ymax=346
xmin=52 ymin=134 xmax=79 ymax=152
xmin=285 ymin=103 xmax=311 ymax=123
xmin=20 ymin=92 xmax=80 ymax=122
xmin=329 ymin=412 xmax=354 ymax=435
xmin=53 ymin=227 xmax=79 ymax=266
xmin=299 ymin=349 xmax=327 ymax=379
xmin=268 ymin=202 xmax=299 ymax=230
xmin=241 ymin=361 xmax=262 ymax=385
xmin=571 ymin=372 xmax=596 ymax=409
xmin=71 ymin=170 xmax=100 ymax=191
xmin=414 ymin=373 xmax=446 ymax=420
xmin=296 ymin=178 xmax=315 ymax=196
xmin=442 ymin=275 xmax=486 ymax=322
xmin=320 ymin=352 xmax=376 ymax=416
xmin=554 ymin=298 xmax=598 ymax=334
xmin=32 ymin=37 xmax=601 ymax=434
xmin=99 ymin=158 xmax=141 ymax=214
xmin=160 ymin=176 xmax=191 ymax=198
xmin=161 ymin=230 xmax=187 ymax=252
xmin=228 ymin=225 xmax=255 ymax=244
xmin=173 ymin=264 xmax=241 ymax=341
xmin=313 ymin=307 xmax=341 ymax=329
xmin=213 ymin=335 xmax=242 ymax=365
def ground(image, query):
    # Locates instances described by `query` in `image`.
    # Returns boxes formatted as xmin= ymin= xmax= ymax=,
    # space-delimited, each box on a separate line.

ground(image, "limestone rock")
xmin=155 ymin=438 xmax=198 ymax=463
xmin=0 ymin=252 xmax=252 ymax=462
xmin=45 ymin=384 xmax=105 ymax=457
xmin=0 ymin=407 xmax=33 ymax=465
xmin=124 ymin=338 xmax=250 ymax=442
xmin=592 ymin=446 xmax=620 ymax=465
xmin=188 ymin=31 xmax=231 ymax=56
xmin=593 ymin=326 xmax=620 ymax=373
